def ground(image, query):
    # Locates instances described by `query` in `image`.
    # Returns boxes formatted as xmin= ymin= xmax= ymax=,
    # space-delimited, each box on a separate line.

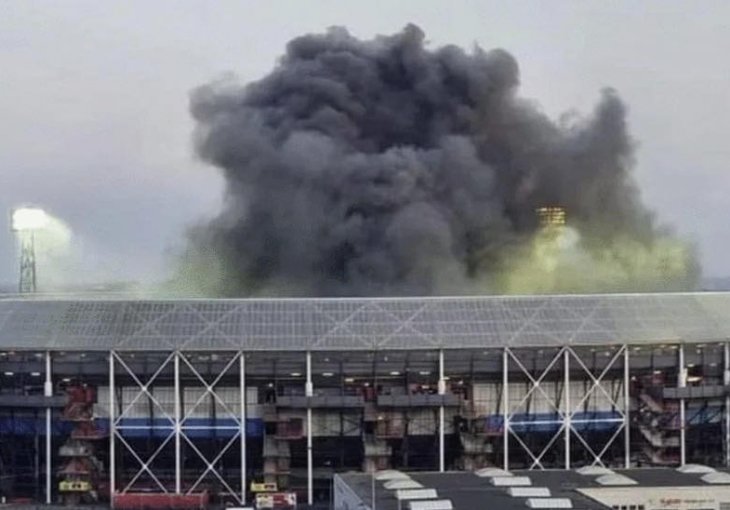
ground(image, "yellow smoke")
xmin=494 ymin=221 xmax=697 ymax=294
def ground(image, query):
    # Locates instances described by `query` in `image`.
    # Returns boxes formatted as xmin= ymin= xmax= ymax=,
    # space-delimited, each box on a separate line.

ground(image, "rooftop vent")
xmin=375 ymin=470 xmax=410 ymax=481
xmin=396 ymin=489 xmax=439 ymax=501
xmin=491 ymin=476 xmax=532 ymax=487
xmin=526 ymin=498 xmax=573 ymax=509
xmin=384 ymin=479 xmax=423 ymax=490
xmin=595 ymin=474 xmax=638 ymax=486
xmin=678 ymin=464 xmax=716 ymax=474
xmin=408 ymin=500 xmax=454 ymax=510
xmin=508 ymin=487 xmax=552 ymax=498
xmin=576 ymin=466 xmax=615 ymax=476
xmin=701 ymin=472 xmax=730 ymax=484
xmin=476 ymin=467 xmax=513 ymax=478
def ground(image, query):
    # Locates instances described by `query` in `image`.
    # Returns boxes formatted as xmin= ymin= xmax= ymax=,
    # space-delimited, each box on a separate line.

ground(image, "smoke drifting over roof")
xmin=182 ymin=24 xmax=698 ymax=297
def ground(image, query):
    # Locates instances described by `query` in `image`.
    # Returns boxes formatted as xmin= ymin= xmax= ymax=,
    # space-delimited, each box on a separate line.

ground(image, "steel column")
xmin=306 ymin=351 xmax=313 ymax=505
xmin=679 ymin=344 xmax=686 ymax=466
xmin=624 ymin=346 xmax=630 ymax=469
xmin=564 ymin=349 xmax=570 ymax=470
xmin=502 ymin=348 xmax=509 ymax=471
xmin=371 ymin=471 xmax=376 ymax=510
xmin=109 ymin=351 xmax=116 ymax=505
xmin=44 ymin=351 xmax=52 ymax=504
xmin=725 ymin=342 xmax=730 ymax=467
xmin=438 ymin=349 xmax=445 ymax=472
xmin=174 ymin=351 xmax=181 ymax=494
xmin=240 ymin=353 xmax=247 ymax=503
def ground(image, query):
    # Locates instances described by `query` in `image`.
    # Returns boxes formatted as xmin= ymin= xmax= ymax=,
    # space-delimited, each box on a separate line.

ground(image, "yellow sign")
xmin=250 ymin=482 xmax=278 ymax=492
xmin=59 ymin=480 xmax=91 ymax=492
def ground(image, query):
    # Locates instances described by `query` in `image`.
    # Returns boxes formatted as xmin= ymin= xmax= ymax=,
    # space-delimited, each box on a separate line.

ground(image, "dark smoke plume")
xmin=181 ymin=24 xmax=699 ymax=296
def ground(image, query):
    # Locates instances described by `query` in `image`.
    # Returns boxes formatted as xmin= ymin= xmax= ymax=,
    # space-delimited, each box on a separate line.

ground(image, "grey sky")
xmin=1 ymin=0 xmax=729 ymax=287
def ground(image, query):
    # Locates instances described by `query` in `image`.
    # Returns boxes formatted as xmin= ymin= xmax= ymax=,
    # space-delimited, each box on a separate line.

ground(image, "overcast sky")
xmin=1 ymin=0 xmax=729 ymax=288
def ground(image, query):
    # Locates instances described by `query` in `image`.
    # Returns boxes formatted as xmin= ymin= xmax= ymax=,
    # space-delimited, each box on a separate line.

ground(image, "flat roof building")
xmin=335 ymin=467 xmax=730 ymax=510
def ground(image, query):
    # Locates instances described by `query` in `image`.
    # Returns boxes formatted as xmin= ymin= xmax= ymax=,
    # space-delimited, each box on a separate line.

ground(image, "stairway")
xmin=635 ymin=377 xmax=681 ymax=466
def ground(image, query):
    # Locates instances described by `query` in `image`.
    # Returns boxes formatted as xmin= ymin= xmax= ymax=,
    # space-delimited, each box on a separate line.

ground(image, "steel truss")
xmin=504 ymin=346 xmax=628 ymax=470
xmin=179 ymin=351 xmax=243 ymax=503
xmin=110 ymin=351 xmax=246 ymax=505
xmin=112 ymin=351 xmax=175 ymax=494
xmin=96 ymin=342 xmax=730 ymax=503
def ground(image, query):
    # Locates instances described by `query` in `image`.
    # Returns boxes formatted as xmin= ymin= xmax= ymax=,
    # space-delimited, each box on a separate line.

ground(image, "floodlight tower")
xmin=10 ymin=207 xmax=49 ymax=293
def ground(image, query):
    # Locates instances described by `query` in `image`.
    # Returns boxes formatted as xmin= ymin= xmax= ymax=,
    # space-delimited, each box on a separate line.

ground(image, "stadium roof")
xmin=0 ymin=292 xmax=729 ymax=351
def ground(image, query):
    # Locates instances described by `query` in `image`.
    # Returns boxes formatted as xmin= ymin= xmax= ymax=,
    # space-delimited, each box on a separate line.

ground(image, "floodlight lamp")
xmin=11 ymin=207 xmax=49 ymax=232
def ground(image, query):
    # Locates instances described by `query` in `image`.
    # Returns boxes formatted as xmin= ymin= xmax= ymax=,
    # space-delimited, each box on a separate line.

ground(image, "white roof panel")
xmin=508 ymin=487 xmax=552 ymax=497
xmin=384 ymin=479 xmax=423 ymax=490
xmin=595 ymin=474 xmax=638 ymax=486
xmin=375 ymin=470 xmax=410 ymax=481
xmin=526 ymin=498 xmax=573 ymax=509
xmin=396 ymin=489 xmax=438 ymax=501
xmin=576 ymin=466 xmax=615 ymax=476
xmin=678 ymin=464 xmax=716 ymax=474
xmin=701 ymin=472 xmax=730 ymax=484
xmin=1 ymin=292 xmax=730 ymax=351
xmin=491 ymin=476 xmax=532 ymax=487
xmin=408 ymin=500 xmax=454 ymax=510
xmin=476 ymin=467 xmax=513 ymax=478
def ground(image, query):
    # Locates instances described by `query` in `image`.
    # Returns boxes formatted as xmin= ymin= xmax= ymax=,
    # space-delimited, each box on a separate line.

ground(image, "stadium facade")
xmin=1 ymin=292 xmax=730 ymax=507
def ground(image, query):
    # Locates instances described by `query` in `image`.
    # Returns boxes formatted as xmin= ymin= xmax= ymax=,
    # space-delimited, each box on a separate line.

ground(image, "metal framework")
xmin=17 ymin=232 xmax=37 ymax=293
xmin=110 ymin=351 xmax=248 ymax=504
xmin=503 ymin=345 xmax=629 ymax=470
xmin=3 ymin=292 xmax=730 ymax=504
xmin=101 ymin=341 xmax=730 ymax=500
xmin=105 ymin=349 xmax=629 ymax=502
xmin=1 ymin=293 xmax=730 ymax=351
xmin=112 ymin=352 xmax=176 ymax=494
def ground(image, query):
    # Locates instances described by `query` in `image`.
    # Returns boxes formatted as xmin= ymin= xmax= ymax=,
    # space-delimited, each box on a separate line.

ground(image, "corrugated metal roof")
xmin=0 ymin=292 xmax=729 ymax=351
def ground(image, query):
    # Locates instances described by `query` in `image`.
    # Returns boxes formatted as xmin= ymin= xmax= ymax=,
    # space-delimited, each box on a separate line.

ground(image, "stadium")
xmin=2 ymin=292 xmax=730 ymax=508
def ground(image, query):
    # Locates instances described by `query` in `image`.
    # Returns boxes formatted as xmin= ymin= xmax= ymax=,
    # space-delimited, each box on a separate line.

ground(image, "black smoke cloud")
xmin=182 ymin=24 xmax=698 ymax=296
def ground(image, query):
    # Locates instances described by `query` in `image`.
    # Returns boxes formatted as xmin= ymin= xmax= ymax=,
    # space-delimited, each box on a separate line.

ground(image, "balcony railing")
xmin=376 ymin=394 xmax=462 ymax=407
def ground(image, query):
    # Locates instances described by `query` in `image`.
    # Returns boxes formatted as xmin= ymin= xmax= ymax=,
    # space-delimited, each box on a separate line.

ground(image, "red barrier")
xmin=113 ymin=492 xmax=210 ymax=509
